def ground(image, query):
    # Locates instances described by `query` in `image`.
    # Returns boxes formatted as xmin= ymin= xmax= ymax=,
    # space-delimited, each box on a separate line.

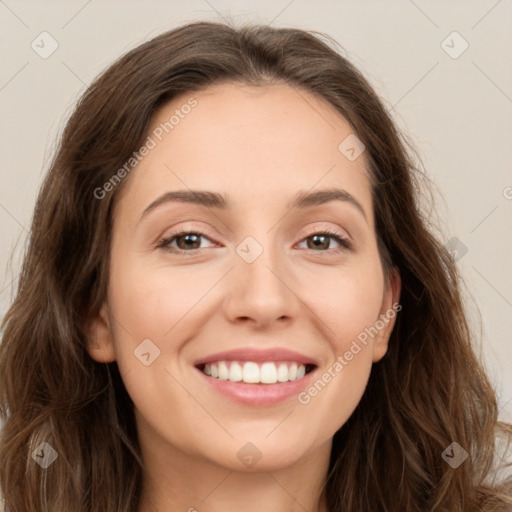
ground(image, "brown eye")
xmin=298 ymin=230 xmax=352 ymax=252
xmin=307 ymin=234 xmax=331 ymax=250
xmin=176 ymin=233 xmax=202 ymax=249
xmin=159 ymin=232 xmax=216 ymax=252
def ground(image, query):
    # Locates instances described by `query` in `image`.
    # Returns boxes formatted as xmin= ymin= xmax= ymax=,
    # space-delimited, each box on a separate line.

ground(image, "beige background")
xmin=0 ymin=0 xmax=511 ymax=421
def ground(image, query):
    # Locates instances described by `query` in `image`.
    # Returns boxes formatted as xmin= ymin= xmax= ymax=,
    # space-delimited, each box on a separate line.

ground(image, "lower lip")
xmin=195 ymin=366 xmax=317 ymax=406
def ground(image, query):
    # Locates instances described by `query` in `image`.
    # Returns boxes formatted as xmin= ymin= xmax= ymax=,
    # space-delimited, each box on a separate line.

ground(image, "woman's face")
xmin=88 ymin=82 xmax=400 ymax=472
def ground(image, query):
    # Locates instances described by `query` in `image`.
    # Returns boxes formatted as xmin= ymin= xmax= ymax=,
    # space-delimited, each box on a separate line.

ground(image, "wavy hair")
xmin=1 ymin=21 xmax=511 ymax=512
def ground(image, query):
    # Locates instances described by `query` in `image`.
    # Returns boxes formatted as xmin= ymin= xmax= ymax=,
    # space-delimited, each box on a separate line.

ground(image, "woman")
xmin=0 ymin=21 xmax=510 ymax=512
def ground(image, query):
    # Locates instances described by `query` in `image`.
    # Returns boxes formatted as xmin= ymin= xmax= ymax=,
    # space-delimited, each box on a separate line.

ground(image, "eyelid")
xmin=157 ymin=222 xmax=218 ymax=241
xmin=300 ymin=224 xmax=351 ymax=240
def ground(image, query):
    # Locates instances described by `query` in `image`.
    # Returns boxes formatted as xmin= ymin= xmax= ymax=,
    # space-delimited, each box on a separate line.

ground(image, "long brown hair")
xmin=1 ymin=21 xmax=510 ymax=512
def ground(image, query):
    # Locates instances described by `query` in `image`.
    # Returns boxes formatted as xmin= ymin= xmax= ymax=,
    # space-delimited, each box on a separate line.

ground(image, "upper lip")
xmin=193 ymin=348 xmax=318 ymax=367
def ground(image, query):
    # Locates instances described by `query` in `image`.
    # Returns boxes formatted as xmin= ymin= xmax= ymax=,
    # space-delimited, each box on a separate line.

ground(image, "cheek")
xmin=109 ymin=256 xmax=210 ymax=341
xmin=105 ymin=260 xmax=213 ymax=447
xmin=293 ymin=263 xmax=384 ymax=428
xmin=300 ymin=261 xmax=385 ymax=347
xmin=105 ymin=252 xmax=214 ymax=394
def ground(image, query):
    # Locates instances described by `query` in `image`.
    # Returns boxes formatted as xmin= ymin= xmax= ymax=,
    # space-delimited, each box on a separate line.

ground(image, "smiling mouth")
xmin=196 ymin=361 xmax=316 ymax=384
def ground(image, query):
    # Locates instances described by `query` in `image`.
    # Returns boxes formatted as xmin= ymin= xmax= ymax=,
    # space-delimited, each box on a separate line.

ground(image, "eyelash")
xmin=157 ymin=228 xmax=352 ymax=255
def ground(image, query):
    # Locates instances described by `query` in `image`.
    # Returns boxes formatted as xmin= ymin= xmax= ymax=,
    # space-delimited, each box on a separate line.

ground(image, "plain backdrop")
xmin=0 ymin=0 xmax=511 ymax=421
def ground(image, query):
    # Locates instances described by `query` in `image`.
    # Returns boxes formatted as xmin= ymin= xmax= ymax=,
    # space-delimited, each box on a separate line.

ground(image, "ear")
xmin=86 ymin=302 xmax=116 ymax=363
xmin=372 ymin=267 xmax=401 ymax=362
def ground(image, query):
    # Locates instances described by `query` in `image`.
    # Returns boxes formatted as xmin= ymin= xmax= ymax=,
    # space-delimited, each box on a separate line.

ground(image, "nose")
xmin=222 ymin=239 xmax=300 ymax=329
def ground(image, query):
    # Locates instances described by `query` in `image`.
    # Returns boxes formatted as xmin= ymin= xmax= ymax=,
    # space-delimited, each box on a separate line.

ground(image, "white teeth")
xmin=289 ymin=362 xmax=298 ymax=380
xmin=201 ymin=361 xmax=309 ymax=384
xmin=242 ymin=362 xmax=260 ymax=383
xmin=260 ymin=362 xmax=277 ymax=384
xmin=229 ymin=361 xmax=243 ymax=382
xmin=218 ymin=361 xmax=229 ymax=380
xmin=277 ymin=363 xmax=288 ymax=382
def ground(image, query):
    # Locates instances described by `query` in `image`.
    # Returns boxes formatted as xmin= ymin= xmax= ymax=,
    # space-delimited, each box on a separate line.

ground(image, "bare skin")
xmin=88 ymin=82 xmax=401 ymax=512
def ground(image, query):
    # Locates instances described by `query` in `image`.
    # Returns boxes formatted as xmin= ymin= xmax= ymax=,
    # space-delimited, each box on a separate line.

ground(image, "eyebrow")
xmin=140 ymin=187 xmax=367 ymax=222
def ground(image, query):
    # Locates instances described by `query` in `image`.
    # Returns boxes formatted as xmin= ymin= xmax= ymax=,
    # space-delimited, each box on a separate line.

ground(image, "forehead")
xmin=116 ymin=82 xmax=372 ymax=221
